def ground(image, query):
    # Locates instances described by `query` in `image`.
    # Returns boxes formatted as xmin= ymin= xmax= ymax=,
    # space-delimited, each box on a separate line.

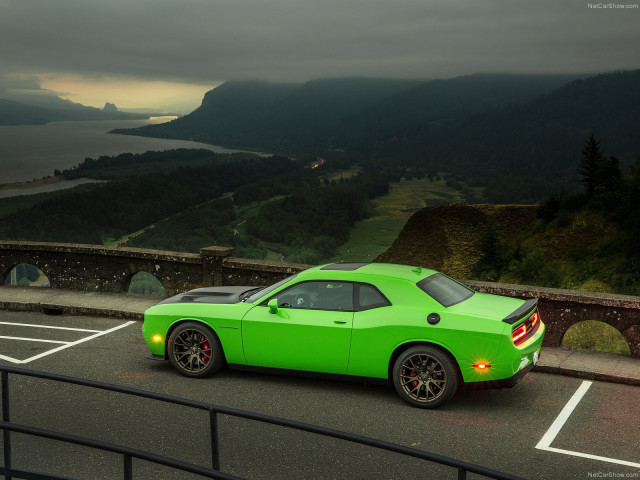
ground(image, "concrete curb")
xmin=533 ymin=347 xmax=640 ymax=386
xmin=533 ymin=364 xmax=640 ymax=387
xmin=0 ymin=286 xmax=159 ymax=321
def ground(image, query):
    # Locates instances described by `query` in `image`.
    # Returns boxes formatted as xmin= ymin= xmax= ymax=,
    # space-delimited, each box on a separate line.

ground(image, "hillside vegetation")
xmin=376 ymin=204 xmax=537 ymax=279
xmin=0 ymin=149 xmax=399 ymax=263
xmin=380 ymin=136 xmax=640 ymax=295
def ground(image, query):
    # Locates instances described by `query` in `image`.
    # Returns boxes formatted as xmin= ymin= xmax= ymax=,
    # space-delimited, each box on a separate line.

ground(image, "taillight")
xmin=512 ymin=309 xmax=541 ymax=345
xmin=512 ymin=324 xmax=528 ymax=343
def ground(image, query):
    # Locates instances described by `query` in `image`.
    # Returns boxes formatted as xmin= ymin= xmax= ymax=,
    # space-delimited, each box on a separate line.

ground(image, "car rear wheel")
xmin=167 ymin=322 xmax=223 ymax=378
xmin=392 ymin=345 xmax=458 ymax=408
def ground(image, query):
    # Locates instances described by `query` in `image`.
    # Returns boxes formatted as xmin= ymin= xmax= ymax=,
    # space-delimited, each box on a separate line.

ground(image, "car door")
xmin=242 ymin=281 xmax=354 ymax=374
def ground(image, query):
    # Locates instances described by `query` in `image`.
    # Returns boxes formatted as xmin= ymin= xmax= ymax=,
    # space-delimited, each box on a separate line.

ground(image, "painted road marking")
xmin=536 ymin=380 xmax=640 ymax=469
xmin=0 ymin=321 xmax=101 ymax=333
xmin=0 ymin=320 xmax=136 ymax=364
xmin=0 ymin=335 xmax=70 ymax=344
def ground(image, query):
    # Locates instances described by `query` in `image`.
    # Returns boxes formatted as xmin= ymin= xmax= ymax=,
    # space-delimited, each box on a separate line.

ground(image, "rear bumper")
xmin=462 ymin=357 xmax=536 ymax=391
xmin=461 ymin=320 xmax=545 ymax=385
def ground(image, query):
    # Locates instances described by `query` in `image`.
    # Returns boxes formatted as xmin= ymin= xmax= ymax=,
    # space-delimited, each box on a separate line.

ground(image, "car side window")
xmin=266 ymin=281 xmax=354 ymax=311
xmin=356 ymin=284 xmax=391 ymax=311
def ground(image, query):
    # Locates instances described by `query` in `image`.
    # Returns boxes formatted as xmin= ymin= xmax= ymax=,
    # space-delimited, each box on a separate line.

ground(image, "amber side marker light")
xmin=151 ymin=334 xmax=164 ymax=343
xmin=472 ymin=363 xmax=491 ymax=370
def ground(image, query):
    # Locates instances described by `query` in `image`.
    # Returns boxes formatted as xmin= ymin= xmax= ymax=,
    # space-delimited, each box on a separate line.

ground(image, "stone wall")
xmin=0 ymin=241 xmax=205 ymax=296
xmin=1 ymin=241 xmax=639 ymax=357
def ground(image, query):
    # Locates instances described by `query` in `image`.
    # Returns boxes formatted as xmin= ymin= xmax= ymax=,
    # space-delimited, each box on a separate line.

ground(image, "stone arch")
xmin=622 ymin=325 xmax=640 ymax=358
xmin=561 ymin=319 xmax=631 ymax=356
xmin=125 ymin=271 xmax=167 ymax=296
xmin=2 ymin=262 xmax=51 ymax=287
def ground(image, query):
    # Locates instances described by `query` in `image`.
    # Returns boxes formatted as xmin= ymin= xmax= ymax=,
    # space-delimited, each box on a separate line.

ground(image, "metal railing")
xmin=0 ymin=366 xmax=526 ymax=480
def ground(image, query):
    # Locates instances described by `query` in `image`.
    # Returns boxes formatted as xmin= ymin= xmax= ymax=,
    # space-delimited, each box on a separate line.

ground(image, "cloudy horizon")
xmin=1 ymin=0 xmax=639 ymax=110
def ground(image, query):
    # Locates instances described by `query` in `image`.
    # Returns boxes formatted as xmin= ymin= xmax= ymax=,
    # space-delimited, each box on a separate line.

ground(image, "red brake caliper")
xmin=202 ymin=341 xmax=211 ymax=364
xmin=409 ymin=371 xmax=418 ymax=388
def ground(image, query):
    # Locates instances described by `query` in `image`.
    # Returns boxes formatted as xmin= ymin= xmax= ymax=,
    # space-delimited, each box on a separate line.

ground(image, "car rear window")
xmin=417 ymin=273 xmax=474 ymax=307
xmin=357 ymin=284 xmax=390 ymax=310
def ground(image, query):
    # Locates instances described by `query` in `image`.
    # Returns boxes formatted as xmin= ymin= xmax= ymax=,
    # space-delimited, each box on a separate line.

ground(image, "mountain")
xmin=339 ymin=74 xmax=582 ymax=148
xmin=112 ymin=71 xmax=640 ymax=202
xmin=398 ymin=70 xmax=640 ymax=202
xmin=112 ymin=74 xmax=578 ymax=149
xmin=0 ymin=92 xmax=148 ymax=125
xmin=0 ymin=98 xmax=52 ymax=125
xmin=111 ymin=78 xmax=422 ymax=148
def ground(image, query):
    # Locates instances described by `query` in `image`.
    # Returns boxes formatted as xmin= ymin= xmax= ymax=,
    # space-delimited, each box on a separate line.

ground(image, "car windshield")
xmin=244 ymin=274 xmax=299 ymax=303
xmin=417 ymin=273 xmax=474 ymax=307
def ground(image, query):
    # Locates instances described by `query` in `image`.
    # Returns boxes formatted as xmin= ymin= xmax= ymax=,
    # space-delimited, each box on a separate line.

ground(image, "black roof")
xmin=320 ymin=262 xmax=370 ymax=271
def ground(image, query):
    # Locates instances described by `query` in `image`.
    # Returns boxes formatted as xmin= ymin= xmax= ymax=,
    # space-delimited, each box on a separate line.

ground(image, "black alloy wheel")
xmin=392 ymin=345 xmax=459 ymax=408
xmin=168 ymin=322 xmax=223 ymax=378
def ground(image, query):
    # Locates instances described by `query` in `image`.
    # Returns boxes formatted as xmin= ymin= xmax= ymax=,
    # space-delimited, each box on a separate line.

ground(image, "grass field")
xmin=562 ymin=320 xmax=631 ymax=356
xmin=330 ymin=177 xmax=467 ymax=262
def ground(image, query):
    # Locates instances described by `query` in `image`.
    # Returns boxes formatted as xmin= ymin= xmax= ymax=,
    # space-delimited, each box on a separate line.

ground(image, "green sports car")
xmin=142 ymin=262 xmax=545 ymax=408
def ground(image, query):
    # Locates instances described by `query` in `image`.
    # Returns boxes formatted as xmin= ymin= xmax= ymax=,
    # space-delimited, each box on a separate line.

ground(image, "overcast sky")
xmin=1 ymin=0 xmax=639 ymax=109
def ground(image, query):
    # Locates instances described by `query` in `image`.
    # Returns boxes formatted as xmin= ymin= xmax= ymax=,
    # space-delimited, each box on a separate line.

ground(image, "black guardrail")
xmin=0 ymin=366 xmax=527 ymax=480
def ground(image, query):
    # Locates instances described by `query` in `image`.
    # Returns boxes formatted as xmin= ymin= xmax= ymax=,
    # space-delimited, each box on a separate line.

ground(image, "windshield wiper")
xmin=240 ymin=287 xmax=263 ymax=302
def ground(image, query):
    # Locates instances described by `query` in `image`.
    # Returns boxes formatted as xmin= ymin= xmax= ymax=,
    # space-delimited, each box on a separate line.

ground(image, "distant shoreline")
xmin=0 ymin=176 xmax=106 ymax=199
xmin=0 ymin=175 xmax=63 ymax=191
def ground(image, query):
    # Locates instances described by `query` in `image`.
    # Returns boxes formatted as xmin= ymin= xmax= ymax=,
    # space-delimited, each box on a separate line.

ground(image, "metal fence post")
xmin=123 ymin=454 xmax=132 ymax=480
xmin=458 ymin=467 xmax=467 ymax=480
xmin=209 ymin=410 xmax=220 ymax=471
xmin=1 ymin=371 xmax=12 ymax=480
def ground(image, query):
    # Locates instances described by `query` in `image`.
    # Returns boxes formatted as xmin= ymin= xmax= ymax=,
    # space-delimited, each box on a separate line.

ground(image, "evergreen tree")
xmin=577 ymin=134 xmax=604 ymax=195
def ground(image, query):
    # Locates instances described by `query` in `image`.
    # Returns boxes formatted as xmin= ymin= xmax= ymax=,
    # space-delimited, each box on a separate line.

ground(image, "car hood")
xmin=448 ymin=292 xmax=525 ymax=321
xmin=157 ymin=286 xmax=255 ymax=305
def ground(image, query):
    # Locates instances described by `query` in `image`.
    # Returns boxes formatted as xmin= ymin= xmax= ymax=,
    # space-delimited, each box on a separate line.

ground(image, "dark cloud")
xmin=1 ymin=0 xmax=639 ymax=83
xmin=0 ymin=75 xmax=43 ymax=92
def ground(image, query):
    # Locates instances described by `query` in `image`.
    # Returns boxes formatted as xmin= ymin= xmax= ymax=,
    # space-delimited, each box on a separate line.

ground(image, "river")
xmin=0 ymin=117 xmax=261 ymax=192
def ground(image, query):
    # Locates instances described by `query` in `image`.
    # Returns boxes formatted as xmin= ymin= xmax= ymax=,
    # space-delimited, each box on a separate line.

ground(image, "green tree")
xmin=577 ymin=134 xmax=604 ymax=195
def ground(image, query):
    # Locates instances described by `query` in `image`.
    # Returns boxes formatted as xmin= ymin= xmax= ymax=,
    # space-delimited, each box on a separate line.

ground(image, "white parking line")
xmin=0 ymin=321 xmax=101 ymax=333
xmin=0 ymin=320 xmax=136 ymax=364
xmin=536 ymin=380 xmax=640 ymax=469
xmin=0 ymin=335 xmax=70 ymax=344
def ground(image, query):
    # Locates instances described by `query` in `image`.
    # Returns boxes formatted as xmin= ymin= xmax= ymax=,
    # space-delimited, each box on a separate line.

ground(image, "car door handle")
xmin=333 ymin=320 xmax=347 ymax=324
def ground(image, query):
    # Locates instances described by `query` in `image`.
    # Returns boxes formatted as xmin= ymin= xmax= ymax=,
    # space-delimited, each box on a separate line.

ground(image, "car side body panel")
xmin=241 ymin=304 xmax=353 ymax=373
xmin=142 ymin=302 xmax=250 ymax=365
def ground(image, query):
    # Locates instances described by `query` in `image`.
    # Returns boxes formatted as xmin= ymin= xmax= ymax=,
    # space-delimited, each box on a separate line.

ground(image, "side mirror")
xmin=268 ymin=298 xmax=278 ymax=314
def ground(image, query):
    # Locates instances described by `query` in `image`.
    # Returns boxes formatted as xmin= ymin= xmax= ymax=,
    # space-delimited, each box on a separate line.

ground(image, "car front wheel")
xmin=392 ymin=345 xmax=459 ymax=408
xmin=167 ymin=322 xmax=224 ymax=378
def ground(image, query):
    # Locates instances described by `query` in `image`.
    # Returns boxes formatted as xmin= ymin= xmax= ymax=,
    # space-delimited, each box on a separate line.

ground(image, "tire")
xmin=167 ymin=322 xmax=224 ymax=378
xmin=392 ymin=345 xmax=459 ymax=408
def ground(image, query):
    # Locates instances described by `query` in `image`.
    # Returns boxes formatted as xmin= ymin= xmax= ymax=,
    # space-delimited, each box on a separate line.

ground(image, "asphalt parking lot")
xmin=0 ymin=310 xmax=638 ymax=480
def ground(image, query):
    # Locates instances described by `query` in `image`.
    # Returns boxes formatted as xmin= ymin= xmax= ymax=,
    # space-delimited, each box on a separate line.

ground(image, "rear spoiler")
xmin=502 ymin=298 xmax=538 ymax=324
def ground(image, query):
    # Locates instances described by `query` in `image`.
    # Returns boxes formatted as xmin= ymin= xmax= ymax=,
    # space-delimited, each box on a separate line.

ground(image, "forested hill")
xmin=113 ymin=74 xmax=576 ymax=150
xmin=112 ymin=78 xmax=424 ymax=148
xmin=112 ymin=71 xmax=640 ymax=203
